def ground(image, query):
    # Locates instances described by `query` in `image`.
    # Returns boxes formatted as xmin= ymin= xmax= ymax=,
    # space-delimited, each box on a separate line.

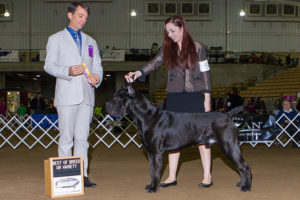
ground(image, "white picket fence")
xmin=0 ymin=113 xmax=299 ymax=149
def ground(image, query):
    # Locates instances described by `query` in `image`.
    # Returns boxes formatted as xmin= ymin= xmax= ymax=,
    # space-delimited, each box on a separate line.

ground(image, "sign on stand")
xmin=44 ymin=156 xmax=84 ymax=198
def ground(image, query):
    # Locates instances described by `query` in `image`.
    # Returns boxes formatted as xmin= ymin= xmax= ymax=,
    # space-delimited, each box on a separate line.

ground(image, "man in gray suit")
xmin=44 ymin=2 xmax=103 ymax=187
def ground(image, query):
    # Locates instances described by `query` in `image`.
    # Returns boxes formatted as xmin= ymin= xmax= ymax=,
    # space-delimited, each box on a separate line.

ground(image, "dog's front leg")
xmin=145 ymin=151 xmax=164 ymax=193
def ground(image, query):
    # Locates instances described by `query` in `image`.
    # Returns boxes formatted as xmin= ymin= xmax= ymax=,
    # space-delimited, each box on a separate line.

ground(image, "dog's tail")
xmin=226 ymin=106 xmax=243 ymax=117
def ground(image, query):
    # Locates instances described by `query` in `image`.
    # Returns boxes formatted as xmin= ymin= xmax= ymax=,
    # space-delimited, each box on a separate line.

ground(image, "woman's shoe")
xmin=198 ymin=181 xmax=213 ymax=188
xmin=159 ymin=180 xmax=177 ymax=188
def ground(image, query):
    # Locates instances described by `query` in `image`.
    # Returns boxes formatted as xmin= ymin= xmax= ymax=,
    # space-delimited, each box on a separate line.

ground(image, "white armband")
xmin=199 ymin=60 xmax=210 ymax=72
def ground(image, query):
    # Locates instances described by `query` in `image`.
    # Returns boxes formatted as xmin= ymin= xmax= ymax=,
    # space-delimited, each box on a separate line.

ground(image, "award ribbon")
xmin=82 ymin=63 xmax=94 ymax=87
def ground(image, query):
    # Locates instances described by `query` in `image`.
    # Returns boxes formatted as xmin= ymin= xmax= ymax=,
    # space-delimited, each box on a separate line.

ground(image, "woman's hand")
xmin=124 ymin=71 xmax=142 ymax=83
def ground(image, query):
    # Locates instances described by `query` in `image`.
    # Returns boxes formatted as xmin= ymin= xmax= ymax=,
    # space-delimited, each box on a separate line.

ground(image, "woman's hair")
xmin=163 ymin=16 xmax=197 ymax=69
xmin=68 ymin=2 xmax=90 ymax=15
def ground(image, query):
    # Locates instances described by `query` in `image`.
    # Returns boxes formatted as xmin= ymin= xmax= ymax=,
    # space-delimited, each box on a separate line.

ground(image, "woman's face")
xmin=283 ymin=101 xmax=291 ymax=110
xmin=165 ymin=22 xmax=183 ymax=45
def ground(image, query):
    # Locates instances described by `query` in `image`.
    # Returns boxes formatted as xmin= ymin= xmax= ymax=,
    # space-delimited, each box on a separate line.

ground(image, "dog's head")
xmin=106 ymin=85 xmax=136 ymax=116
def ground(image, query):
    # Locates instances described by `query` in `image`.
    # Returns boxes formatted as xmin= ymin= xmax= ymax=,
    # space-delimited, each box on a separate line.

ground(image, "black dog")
xmin=106 ymin=85 xmax=252 ymax=193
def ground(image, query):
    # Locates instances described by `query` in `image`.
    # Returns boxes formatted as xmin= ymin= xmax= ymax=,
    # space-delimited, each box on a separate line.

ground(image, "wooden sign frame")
xmin=44 ymin=156 xmax=84 ymax=198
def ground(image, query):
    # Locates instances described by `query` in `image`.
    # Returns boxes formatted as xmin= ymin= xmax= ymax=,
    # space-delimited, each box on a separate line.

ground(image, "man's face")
xmin=68 ymin=6 xmax=88 ymax=31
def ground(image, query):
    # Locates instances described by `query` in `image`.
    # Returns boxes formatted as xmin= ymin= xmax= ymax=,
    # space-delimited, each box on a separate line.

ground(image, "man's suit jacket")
xmin=44 ymin=28 xmax=103 ymax=107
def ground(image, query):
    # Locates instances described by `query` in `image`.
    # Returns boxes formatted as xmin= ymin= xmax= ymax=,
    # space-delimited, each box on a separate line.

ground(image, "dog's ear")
xmin=128 ymin=85 xmax=135 ymax=95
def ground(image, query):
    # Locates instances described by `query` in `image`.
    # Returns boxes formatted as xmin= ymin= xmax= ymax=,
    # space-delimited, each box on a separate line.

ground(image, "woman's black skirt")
xmin=165 ymin=92 xmax=204 ymax=113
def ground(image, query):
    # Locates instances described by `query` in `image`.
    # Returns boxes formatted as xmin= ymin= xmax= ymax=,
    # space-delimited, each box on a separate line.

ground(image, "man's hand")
xmin=88 ymin=74 xmax=100 ymax=86
xmin=69 ymin=65 xmax=84 ymax=76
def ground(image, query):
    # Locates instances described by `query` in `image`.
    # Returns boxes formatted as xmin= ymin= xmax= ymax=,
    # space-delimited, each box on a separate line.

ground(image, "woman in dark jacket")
xmin=125 ymin=16 xmax=212 ymax=188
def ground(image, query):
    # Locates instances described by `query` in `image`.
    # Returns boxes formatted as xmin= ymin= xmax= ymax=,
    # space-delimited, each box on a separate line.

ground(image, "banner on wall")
xmin=0 ymin=51 xmax=19 ymax=62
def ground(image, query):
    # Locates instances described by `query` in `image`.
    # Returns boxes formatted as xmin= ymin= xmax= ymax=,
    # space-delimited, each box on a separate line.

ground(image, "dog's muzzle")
xmin=106 ymin=100 xmax=125 ymax=117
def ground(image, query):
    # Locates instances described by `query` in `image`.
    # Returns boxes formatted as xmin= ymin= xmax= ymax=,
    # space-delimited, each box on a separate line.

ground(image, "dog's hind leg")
xmin=145 ymin=151 xmax=164 ymax=193
xmin=217 ymin=129 xmax=252 ymax=192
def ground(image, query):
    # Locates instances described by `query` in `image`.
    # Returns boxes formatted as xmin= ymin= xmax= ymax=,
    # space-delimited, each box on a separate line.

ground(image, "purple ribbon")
xmin=88 ymin=45 xmax=93 ymax=57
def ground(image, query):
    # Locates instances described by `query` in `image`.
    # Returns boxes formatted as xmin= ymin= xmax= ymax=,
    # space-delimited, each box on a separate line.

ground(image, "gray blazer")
xmin=44 ymin=28 xmax=103 ymax=107
xmin=139 ymin=42 xmax=211 ymax=93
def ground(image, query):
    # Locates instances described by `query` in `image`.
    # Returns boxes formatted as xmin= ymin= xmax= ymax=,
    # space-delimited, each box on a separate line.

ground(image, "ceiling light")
xmin=131 ymin=9 xmax=136 ymax=17
xmin=105 ymin=74 xmax=111 ymax=77
xmin=240 ymin=9 xmax=245 ymax=17
xmin=4 ymin=10 xmax=10 ymax=17
xmin=4 ymin=3 xmax=10 ymax=17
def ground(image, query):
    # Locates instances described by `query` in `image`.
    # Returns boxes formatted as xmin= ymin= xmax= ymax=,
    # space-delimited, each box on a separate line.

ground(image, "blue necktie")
xmin=74 ymin=32 xmax=81 ymax=55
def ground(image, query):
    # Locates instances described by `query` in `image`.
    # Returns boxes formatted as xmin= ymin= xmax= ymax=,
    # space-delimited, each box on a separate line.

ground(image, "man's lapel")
xmin=81 ymin=32 xmax=87 ymax=58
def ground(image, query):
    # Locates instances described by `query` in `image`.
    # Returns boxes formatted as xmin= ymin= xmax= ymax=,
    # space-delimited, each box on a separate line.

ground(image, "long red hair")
xmin=163 ymin=16 xmax=197 ymax=69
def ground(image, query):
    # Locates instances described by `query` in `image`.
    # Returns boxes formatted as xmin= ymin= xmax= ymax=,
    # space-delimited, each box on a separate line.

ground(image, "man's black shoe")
xmin=84 ymin=176 xmax=96 ymax=188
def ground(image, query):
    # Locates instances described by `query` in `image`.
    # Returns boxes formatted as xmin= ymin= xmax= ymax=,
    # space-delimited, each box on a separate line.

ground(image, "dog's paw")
xmin=145 ymin=185 xmax=157 ymax=193
xmin=240 ymin=184 xmax=251 ymax=192
xmin=237 ymin=182 xmax=251 ymax=192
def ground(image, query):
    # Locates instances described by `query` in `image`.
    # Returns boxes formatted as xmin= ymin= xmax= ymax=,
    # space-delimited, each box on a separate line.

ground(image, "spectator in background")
xmin=244 ymin=97 xmax=256 ymax=113
xmin=93 ymin=105 xmax=102 ymax=117
xmin=257 ymin=53 xmax=263 ymax=64
xmin=0 ymin=97 xmax=6 ymax=116
xmin=216 ymin=96 xmax=226 ymax=112
xmin=296 ymin=99 xmax=300 ymax=112
xmin=249 ymin=52 xmax=257 ymax=63
xmin=17 ymin=102 xmax=27 ymax=122
xmin=255 ymin=97 xmax=267 ymax=114
xmin=92 ymin=105 xmax=102 ymax=127
xmin=286 ymin=54 xmax=291 ymax=65
xmin=225 ymin=53 xmax=231 ymax=63
xmin=17 ymin=103 xmax=27 ymax=116
xmin=150 ymin=42 xmax=159 ymax=58
xmin=278 ymin=57 xmax=283 ymax=66
xmin=30 ymin=93 xmax=46 ymax=114
xmin=274 ymin=93 xmax=284 ymax=110
xmin=48 ymin=98 xmax=57 ymax=114
xmin=276 ymin=99 xmax=299 ymax=148
xmin=227 ymin=87 xmax=243 ymax=111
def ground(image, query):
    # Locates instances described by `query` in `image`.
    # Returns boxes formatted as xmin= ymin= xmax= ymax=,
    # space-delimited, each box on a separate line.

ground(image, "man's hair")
xmin=67 ymin=2 xmax=90 ymax=15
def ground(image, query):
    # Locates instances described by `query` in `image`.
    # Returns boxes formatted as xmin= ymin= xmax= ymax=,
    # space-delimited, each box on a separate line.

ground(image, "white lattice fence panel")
xmin=89 ymin=114 xmax=142 ymax=148
xmin=275 ymin=113 xmax=300 ymax=147
xmin=238 ymin=113 xmax=300 ymax=147
xmin=0 ymin=114 xmax=142 ymax=149
xmin=0 ymin=114 xmax=60 ymax=149
xmin=0 ymin=113 xmax=299 ymax=149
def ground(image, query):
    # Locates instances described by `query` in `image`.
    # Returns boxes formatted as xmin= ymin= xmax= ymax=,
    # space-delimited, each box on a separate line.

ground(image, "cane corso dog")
xmin=106 ymin=85 xmax=252 ymax=193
